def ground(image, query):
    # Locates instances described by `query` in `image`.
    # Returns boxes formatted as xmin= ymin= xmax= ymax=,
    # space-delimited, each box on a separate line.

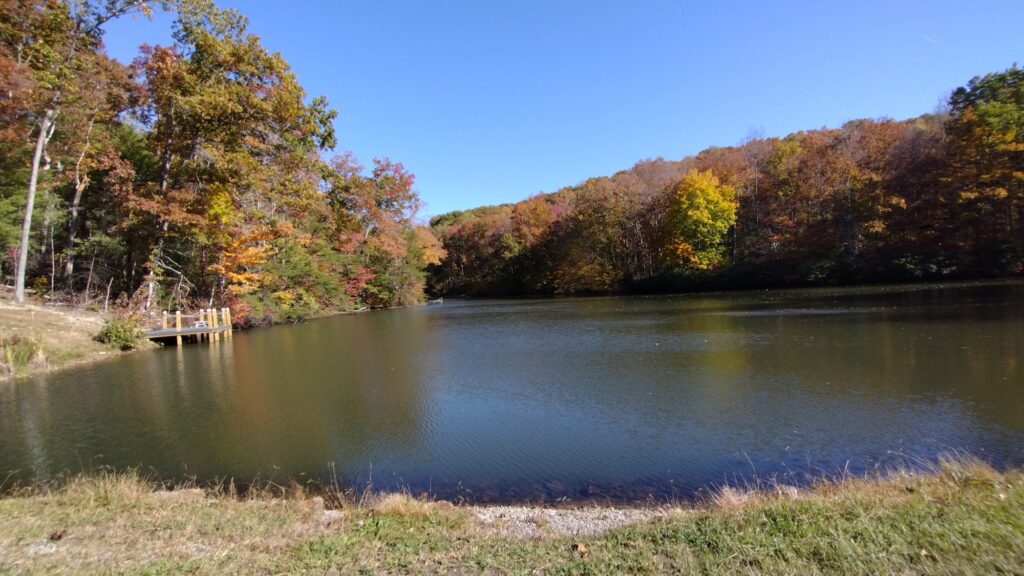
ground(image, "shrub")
xmin=31 ymin=276 xmax=50 ymax=296
xmin=96 ymin=317 xmax=145 ymax=350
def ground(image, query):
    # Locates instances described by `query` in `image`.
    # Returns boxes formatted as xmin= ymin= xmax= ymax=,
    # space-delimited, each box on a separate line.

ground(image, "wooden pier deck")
xmin=147 ymin=325 xmax=230 ymax=340
xmin=147 ymin=308 xmax=233 ymax=345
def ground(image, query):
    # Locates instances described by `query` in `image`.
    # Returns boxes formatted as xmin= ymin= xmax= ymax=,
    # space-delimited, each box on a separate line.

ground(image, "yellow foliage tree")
xmin=414 ymin=226 xmax=447 ymax=266
xmin=663 ymin=170 xmax=738 ymax=270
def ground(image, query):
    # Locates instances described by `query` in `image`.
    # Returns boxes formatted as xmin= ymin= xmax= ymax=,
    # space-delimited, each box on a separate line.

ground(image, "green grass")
xmin=0 ymin=461 xmax=1021 ymax=574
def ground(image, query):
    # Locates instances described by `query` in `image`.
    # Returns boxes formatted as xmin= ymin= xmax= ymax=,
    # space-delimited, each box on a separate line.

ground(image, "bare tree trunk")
xmin=146 ymin=111 xmax=175 ymax=310
xmin=15 ymin=109 xmax=56 ymax=304
xmin=65 ymin=118 xmax=95 ymax=287
xmin=144 ymin=276 xmax=154 ymax=310
xmin=85 ymin=255 xmax=96 ymax=300
xmin=49 ymin=227 xmax=55 ymax=295
xmin=104 ymin=276 xmax=113 ymax=312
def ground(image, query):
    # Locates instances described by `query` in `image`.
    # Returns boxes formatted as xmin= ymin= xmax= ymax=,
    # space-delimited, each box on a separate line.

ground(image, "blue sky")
xmin=102 ymin=1 xmax=1023 ymax=217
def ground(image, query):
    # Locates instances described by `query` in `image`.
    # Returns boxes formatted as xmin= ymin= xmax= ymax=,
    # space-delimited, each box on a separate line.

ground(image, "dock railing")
xmin=148 ymin=308 xmax=234 ymax=345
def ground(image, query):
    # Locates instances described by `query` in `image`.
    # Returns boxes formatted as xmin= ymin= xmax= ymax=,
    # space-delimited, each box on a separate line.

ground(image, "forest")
xmin=429 ymin=67 xmax=1024 ymax=296
xmin=3 ymin=2 xmax=1022 ymax=323
xmin=0 ymin=0 xmax=444 ymax=325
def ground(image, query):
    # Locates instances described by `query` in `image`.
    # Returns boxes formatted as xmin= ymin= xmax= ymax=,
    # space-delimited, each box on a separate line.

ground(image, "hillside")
xmin=428 ymin=68 xmax=1023 ymax=296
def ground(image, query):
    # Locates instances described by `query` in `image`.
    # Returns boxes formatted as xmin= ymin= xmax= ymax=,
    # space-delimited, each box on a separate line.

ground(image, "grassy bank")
xmin=0 ymin=298 xmax=123 ymax=381
xmin=0 ymin=461 xmax=1020 ymax=574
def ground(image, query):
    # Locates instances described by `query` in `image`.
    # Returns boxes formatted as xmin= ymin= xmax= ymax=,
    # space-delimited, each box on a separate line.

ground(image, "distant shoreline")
xmin=4 ymin=276 xmax=1021 ymax=382
xmin=432 ymin=275 xmax=1024 ymax=301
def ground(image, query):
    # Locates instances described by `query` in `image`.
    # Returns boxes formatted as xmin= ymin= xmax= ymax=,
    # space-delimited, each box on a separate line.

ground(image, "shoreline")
xmin=434 ymin=275 xmax=1024 ymax=301
xmin=0 ymin=297 xmax=395 ymax=383
xmin=5 ymin=277 xmax=1020 ymax=382
xmin=0 ymin=460 xmax=1019 ymax=573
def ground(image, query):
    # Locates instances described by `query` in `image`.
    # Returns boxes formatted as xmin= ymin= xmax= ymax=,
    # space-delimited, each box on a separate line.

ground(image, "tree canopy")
xmin=0 ymin=0 xmax=442 ymax=323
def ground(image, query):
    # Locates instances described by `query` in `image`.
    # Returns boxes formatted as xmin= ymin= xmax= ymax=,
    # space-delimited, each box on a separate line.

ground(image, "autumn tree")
xmin=130 ymin=0 xmax=335 ymax=308
xmin=2 ymin=0 xmax=160 ymax=303
xmin=662 ymin=170 xmax=738 ymax=270
xmin=323 ymin=155 xmax=436 ymax=307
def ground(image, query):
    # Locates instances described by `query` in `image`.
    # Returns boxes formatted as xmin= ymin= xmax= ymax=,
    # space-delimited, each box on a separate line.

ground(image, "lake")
xmin=1 ymin=282 xmax=1022 ymax=503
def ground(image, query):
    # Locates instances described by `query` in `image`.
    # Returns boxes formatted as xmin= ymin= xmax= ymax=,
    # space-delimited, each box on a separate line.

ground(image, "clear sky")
xmin=101 ymin=1 xmax=1023 ymax=217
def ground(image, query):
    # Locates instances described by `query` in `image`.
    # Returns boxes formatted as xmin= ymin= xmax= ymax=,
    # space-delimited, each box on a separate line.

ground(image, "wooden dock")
xmin=147 ymin=308 xmax=234 ymax=345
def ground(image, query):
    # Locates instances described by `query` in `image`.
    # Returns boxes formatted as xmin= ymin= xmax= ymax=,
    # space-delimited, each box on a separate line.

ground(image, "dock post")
xmin=199 ymin=308 xmax=207 ymax=341
xmin=223 ymin=307 xmax=232 ymax=337
xmin=175 ymin=310 xmax=183 ymax=346
xmin=210 ymin=308 xmax=220 ymax=342
xmin=162 ymin=311 xmax=168 ymax=330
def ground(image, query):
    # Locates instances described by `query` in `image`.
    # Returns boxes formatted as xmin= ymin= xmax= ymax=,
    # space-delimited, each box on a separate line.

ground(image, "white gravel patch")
xmin=471 ymin=506 xmax=670 ymax=538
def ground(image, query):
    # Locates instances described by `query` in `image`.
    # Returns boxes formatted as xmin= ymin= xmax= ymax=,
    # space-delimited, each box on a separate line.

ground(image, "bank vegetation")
xmin=0 ymin=459 xmax=1020 ymax=574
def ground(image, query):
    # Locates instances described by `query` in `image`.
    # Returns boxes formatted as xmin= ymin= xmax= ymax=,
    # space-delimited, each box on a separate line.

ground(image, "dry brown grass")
xmin=0 ymin=471 xmax=322 ymax=574
xmin=368 ymin=493 xmax=435 ymax=517
xmin=0 ymin=295 xmax=135 ymax=380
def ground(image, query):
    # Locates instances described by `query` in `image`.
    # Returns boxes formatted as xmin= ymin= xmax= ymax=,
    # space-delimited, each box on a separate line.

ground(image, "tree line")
xmin=1 ymin=0 xmax=444 ymax=324
xmin=429 ymin=66 xmax=1023 ymax=296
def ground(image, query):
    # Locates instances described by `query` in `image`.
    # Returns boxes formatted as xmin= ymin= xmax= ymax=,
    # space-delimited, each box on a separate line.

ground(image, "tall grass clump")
xmin=0 ymin=334 xmax=47 ymax=377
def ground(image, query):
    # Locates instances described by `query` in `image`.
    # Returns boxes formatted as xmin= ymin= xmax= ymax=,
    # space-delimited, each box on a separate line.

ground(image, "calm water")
xmin=1 ymin=282 xmax=1022 ymax=503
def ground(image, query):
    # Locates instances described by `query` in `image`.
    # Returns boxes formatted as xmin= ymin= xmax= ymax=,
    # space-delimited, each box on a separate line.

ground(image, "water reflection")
xmin=0 ymin=282 xmax=1021 ymax=502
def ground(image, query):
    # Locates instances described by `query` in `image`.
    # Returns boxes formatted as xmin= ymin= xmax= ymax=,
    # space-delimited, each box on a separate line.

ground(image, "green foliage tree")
xmin=946 ymin=66 xmax=1024 ymax=265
